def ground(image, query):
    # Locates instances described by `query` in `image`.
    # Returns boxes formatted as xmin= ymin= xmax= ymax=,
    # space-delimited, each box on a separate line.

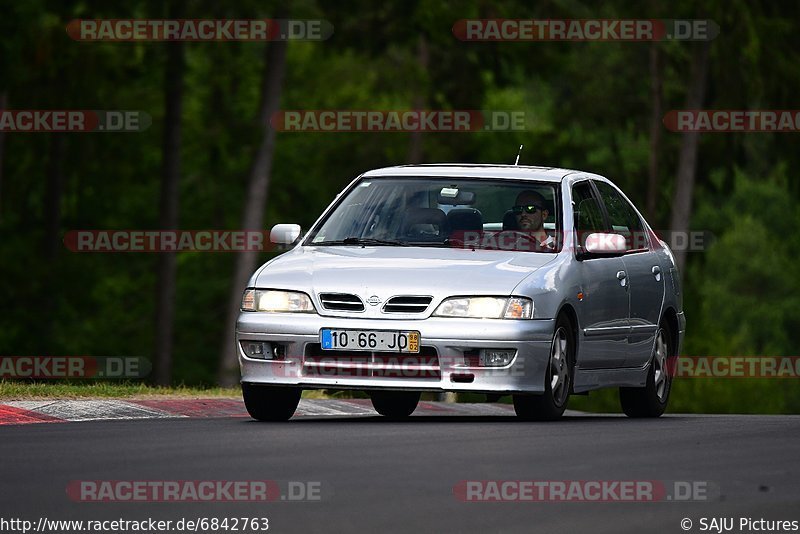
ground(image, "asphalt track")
xmin=1 ymin=406 xmax=799 ymax=533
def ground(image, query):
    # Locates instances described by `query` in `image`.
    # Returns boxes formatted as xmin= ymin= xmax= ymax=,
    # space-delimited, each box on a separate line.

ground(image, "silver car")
xmin=237 ymin=164 xmax=685 ymax=421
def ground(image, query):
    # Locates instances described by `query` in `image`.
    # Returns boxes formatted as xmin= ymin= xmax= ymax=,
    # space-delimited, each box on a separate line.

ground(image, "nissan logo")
xmin=366 ymin=295 xmax=382 ymax=306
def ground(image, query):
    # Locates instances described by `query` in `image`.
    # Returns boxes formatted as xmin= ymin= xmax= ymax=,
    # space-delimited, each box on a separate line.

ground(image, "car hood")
xmin=252 ymin=246 xmax=556 ymax=313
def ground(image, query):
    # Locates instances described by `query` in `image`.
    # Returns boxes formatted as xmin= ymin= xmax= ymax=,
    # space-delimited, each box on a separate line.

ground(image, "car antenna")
xmin=514 ymin=144 xmax=523 ymax=165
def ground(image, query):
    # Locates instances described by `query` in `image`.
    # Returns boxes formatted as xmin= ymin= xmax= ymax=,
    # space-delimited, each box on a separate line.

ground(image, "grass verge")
xmin=0 ymin=381 xmax=241 ymax=400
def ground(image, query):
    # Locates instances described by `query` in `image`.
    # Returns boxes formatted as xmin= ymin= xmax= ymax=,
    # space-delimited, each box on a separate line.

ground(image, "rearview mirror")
xmin=584 ymin=233 xmax=626 ymax=254
xmin=270 ymin=224 xmax=301 ymax=245
xmin=437 ymin=188 xmax=476 ymax=206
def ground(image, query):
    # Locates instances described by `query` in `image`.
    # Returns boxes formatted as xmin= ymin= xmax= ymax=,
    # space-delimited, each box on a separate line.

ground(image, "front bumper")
xmin=237 ymin=313 xmax=555 ymax=394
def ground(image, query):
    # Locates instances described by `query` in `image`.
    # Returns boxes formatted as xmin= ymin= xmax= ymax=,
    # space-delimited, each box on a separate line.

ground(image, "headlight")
xmin=241 ymin=289 xmax=316 ymax=313
xmin=433 ymin=297 xmax=532 ymax=319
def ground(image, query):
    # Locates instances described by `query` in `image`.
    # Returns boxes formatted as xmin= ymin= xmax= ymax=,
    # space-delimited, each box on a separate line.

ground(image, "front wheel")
xmin=619 ymin=325 xmax=673 ymax=418
xmin=369 ymin=390 xmax=421 ymax=419
xmin=242 ymin=383 xmax=302 ymax=421
xmin=513 ymin=316 xmax=574 ymax=421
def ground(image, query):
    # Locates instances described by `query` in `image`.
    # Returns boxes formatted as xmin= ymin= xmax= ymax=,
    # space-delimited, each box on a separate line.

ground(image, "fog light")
xmin=479 ymin=349 xmax=515 ymax=367
xmin=243 ymin=341 xmax=272 ymax=360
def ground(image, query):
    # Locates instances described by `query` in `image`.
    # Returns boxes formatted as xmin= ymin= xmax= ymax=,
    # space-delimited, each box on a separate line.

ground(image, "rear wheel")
xmin=619 ymin=324 xmax=673 ymax=418
xmin=242 ymin=383 xmax=301 ymax=421
xmin=513 ymin=316 xmax=574 ymax=421
xmin=369 ymin=390 xmax=421 ymax=419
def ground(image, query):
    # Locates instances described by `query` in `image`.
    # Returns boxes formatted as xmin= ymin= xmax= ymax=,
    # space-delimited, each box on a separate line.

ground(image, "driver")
xmin=511 ymin=190 xmax=555 ymax=250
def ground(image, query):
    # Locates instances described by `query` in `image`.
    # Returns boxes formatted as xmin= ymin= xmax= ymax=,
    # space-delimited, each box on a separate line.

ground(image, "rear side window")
xmin=594 ymin=181 xmax=648 ymax=251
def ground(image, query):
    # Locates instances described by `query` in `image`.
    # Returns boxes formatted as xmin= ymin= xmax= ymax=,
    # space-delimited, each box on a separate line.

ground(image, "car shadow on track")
xmin=240 ymin=414 xmax=692 ymax=424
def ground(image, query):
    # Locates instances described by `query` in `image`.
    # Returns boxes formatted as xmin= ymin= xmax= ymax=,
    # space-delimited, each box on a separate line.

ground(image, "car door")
xmin=571 ymin=181 xmax=629 ymax=369
xmin=594 ymin=181 xmax=665 ymax=368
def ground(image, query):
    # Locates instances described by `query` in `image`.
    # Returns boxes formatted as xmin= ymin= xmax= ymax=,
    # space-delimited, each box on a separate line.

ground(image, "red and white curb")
xmin=0 ymin=399 xmax=518 ymax=426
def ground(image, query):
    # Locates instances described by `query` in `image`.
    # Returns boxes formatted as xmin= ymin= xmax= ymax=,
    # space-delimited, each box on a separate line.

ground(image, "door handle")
xmin=616 ymin=270 xmax=627 ymax=280
xmin=652 ymin=266 xmax=662 ymax=281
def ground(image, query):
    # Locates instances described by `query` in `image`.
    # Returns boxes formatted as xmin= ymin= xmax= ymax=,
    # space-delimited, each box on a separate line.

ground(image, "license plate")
xmin=320 ymin=329 xmax=420 ymax=353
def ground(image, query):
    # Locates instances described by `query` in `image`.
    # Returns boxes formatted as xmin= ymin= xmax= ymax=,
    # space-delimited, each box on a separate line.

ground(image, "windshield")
xmin=304 ymin=177 xmax=561 ymax=253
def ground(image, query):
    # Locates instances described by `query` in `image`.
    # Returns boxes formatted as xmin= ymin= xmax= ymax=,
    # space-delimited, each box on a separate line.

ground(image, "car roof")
xmin=361 ymin=164 xmax=584 ymax=182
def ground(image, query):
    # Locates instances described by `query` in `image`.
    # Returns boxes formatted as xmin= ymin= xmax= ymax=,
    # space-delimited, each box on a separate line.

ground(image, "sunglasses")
xmin=512 ymin=204 xmax=545 ymax=215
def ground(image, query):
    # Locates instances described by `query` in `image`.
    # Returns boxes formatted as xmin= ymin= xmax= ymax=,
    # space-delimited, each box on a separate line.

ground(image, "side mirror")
xmin=270 ymin=224 xmax=301 ymax=245
xmin=584 ymin=232 xmax=626 ymax=254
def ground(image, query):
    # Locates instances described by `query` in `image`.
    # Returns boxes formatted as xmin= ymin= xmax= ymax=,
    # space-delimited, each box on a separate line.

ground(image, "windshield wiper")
xmin=403 ymin=239 xmax=451 ymax=247
xmin=313 ymin=237 xmax=409 ymax=247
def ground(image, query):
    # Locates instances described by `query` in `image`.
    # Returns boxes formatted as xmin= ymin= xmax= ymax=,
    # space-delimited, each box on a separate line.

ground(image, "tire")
xmin=513 ymin=315 xmax=574 ymax=421
xmin=369 ymin=390 xmax=421 ymax=419
xmin=619 ymin=323 xmax=673 ymax=418
xmin=242 ymin=383 xmax=301 ymax=421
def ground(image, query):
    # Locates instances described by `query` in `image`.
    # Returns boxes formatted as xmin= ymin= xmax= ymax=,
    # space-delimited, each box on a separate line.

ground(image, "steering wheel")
xmin=506 ymin=230 xmax=551 ymax=251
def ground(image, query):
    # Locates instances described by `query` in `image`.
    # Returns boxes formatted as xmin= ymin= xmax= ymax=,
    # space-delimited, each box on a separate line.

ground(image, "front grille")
xmin=382 ymin=295 xmax=433 ymax=314
xmin=303 ymin=344 xmax=440 ymax=379
xmin=319 ymin=293 xmax=365 ymax=312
